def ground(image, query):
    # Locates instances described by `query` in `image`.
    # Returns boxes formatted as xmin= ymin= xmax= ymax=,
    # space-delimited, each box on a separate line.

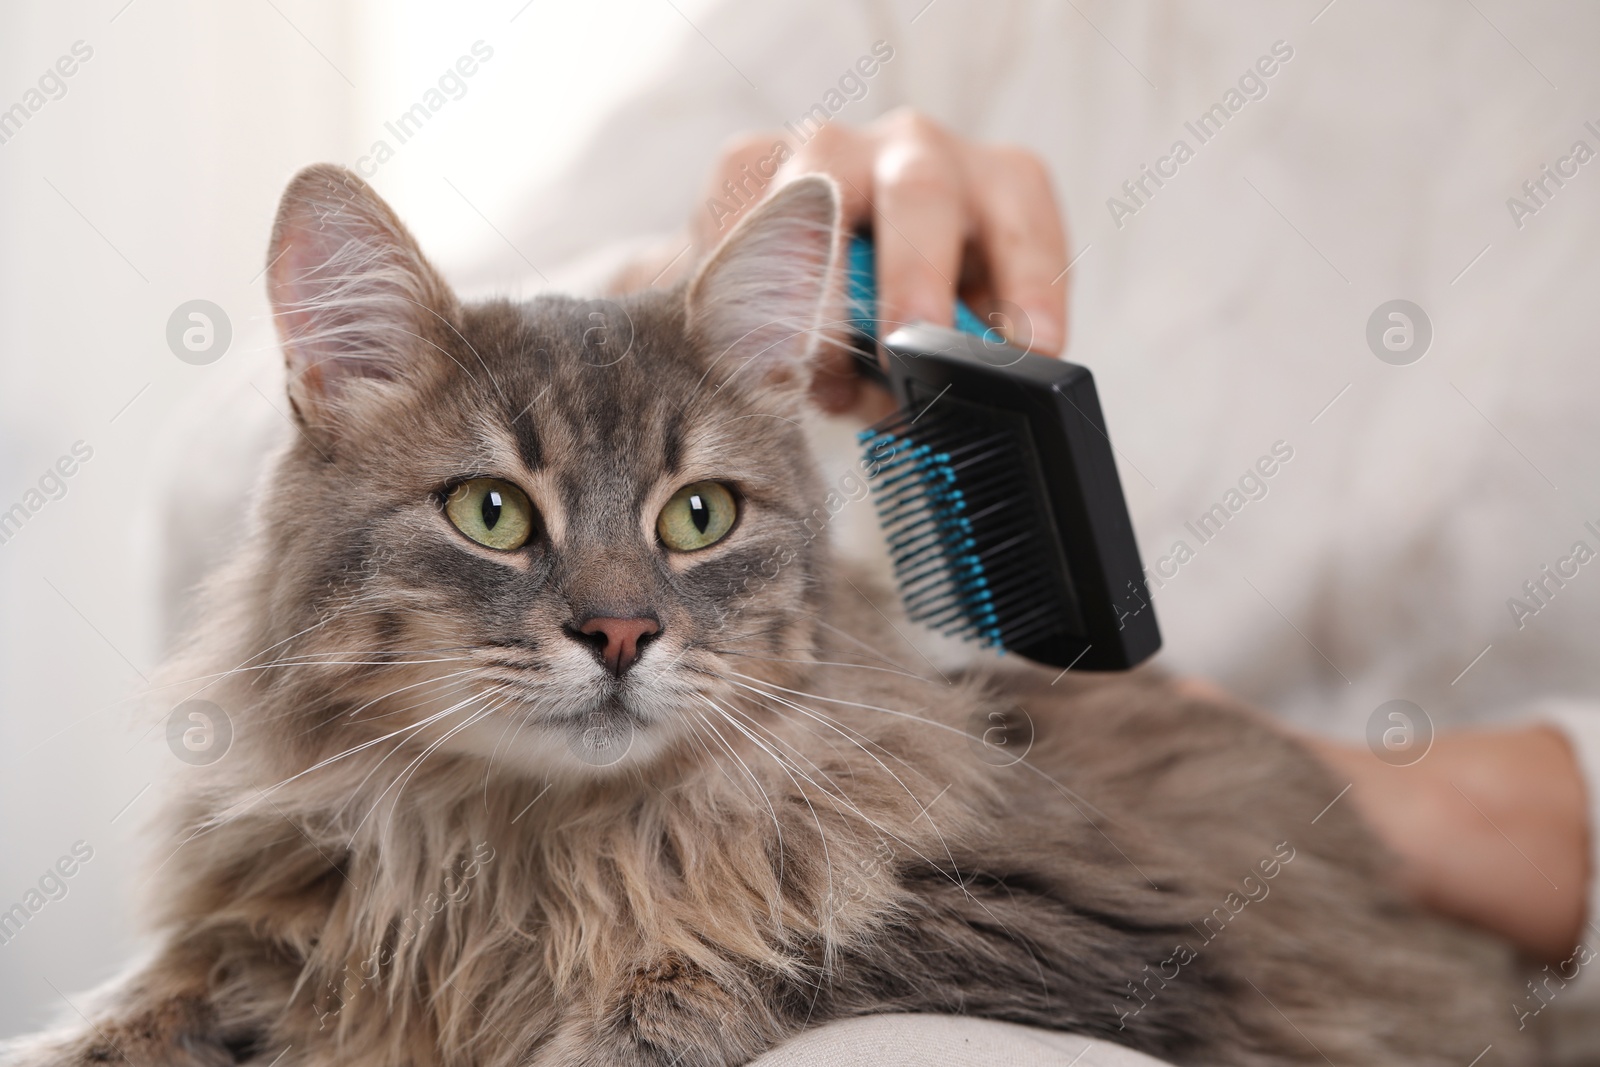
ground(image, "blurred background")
xmin=2 ymin=0 xmax=1598 ymax=1045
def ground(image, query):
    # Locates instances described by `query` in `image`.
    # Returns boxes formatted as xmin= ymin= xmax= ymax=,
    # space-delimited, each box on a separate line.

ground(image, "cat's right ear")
xmin=685 ymin=175 xmax=841 ymax=411
xmin=267 ymin=164 xmax=457 ymax=435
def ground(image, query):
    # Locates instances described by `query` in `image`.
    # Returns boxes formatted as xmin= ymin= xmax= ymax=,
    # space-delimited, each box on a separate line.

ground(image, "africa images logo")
xmin=0 ymin=441 xmax=94 ymax=548
xmin=1106 ymin=40 xmax=1294 ymax=229
xmin=0 ymin=842 xmax=95 ymax=948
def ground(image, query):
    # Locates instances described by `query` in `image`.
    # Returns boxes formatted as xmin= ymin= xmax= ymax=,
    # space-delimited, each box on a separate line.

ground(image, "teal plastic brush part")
xmin=845 ymin=234 xmax=989 ymax=341
xmin=843 ymin=238 xmax=1161 ymax=671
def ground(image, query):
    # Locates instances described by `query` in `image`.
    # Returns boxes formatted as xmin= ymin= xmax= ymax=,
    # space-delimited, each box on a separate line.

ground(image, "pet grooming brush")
xmin=845 ymin=235 xmax=1159 ymax=671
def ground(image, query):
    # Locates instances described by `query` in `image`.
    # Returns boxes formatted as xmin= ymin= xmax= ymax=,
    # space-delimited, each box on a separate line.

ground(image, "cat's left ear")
xmin=685 ymin=175 xmax=841 ymax=408
xmin=267 ymin=164 xmax=458 ymax=435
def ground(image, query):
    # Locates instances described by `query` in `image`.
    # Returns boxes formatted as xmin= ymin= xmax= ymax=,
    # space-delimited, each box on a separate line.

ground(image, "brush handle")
xmin=844 ymin=234 xmax=989 ymax=384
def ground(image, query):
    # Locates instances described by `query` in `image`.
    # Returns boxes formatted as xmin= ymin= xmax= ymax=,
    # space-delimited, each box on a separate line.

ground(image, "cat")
xmin=1 ymin=165 xmax=1528 ymax=1067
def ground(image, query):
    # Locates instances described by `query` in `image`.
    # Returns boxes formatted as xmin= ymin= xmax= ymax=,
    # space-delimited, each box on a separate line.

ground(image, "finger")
xmin=776 ymin=121 xmax=876 ymax=230
xmin=966 ymin=144 xmax=1069 ymax=354
xmin=1172 ymin=676 xmax=1232 ymax=703
xmin=871 ymin=115 xmax=967 ymax=334
xmin=778 ymin=125 xmax=882 ymax=408
xmin=809 ymin=365 xmax=861 ymax=413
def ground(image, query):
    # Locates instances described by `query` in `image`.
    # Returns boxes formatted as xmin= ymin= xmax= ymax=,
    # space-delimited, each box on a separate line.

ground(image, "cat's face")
xmin=254 ymin=165 xmax=841 ymax=780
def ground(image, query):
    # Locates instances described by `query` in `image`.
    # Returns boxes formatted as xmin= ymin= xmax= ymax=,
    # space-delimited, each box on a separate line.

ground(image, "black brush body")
xmin=855 ymin=324 xmax=1159 ymax=671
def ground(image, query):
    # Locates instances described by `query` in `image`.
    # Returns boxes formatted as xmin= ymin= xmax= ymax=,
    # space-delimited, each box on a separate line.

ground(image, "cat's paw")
xmin=534 ymin=956 xmax=781 ymax=1067
xmin=0 ymin=998 xmax=239 ymax=1067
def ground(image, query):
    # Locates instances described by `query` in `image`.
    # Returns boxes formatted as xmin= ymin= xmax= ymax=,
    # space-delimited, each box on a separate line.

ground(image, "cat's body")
xmin=3 ymin=168 xmax=1527 ymax=1067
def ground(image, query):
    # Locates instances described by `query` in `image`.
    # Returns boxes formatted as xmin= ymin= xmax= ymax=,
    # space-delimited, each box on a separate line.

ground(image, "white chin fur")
xmin=432 ymin=643 xmax=707 ymax=779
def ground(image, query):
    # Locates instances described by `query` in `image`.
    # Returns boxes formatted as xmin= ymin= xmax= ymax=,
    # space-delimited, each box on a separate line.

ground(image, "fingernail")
xmin=899 ymin=301 xmax=953 ymax=330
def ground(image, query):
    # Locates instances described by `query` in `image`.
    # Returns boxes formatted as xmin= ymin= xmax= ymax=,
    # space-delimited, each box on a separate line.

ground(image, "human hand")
xmin=1176 ymin=675 xmax=1589 ymax=961
xmin=690 ymin=108 xmax=1070 ymax=414
xmin=1177 ymin=681 xmax=1587 ymax=966
xmin=1306 ymin=725 xmax=1588 ymax=963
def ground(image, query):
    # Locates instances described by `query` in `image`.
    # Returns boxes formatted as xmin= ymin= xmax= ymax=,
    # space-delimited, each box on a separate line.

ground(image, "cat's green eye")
xmin=657 ymin=482 xmax=737 ymax=552
xmin=444 ymin=478 xmax=535 ymax=551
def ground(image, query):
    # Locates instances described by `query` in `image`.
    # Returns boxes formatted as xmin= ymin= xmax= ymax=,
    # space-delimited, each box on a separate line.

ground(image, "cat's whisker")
xmin=205 ymin=664 xmax=482 ymax=738
xmin=704 ymin=694 xmax=877 ymax=825
xmin=717 ymin=675 xmax=974 ymax=884
xmin=354 ymin=687 xmax=513 ymax=840
xmin=259 ymin=674 xmax=489 ymax=796
xmin=197 ymin=691 xmax=475 ymax=826
xmin=386 ymin=695 xmax=513 ymax=825
xmin=703 ymin=697 xmax=843 ymax=812
xmin=689 ymin=704 xmax=805 ymax=918
xmin=332 ymin=667 xmax=487 ymax=724
xmin=698 ymin=698 xmax=837 ymax=934
xmin=710 ymin=691 xmax=947 ymax=865
xmin=689 ymin=707 xmax=787 ymax=869
xmin=726 ymin=668 xmax=1118 ymax=827
xmin=716 ymin=682 xmax=1052 ymax=953
xmin=263 ymin=646 xmax=479 ymax=663
xmin=680 ymin=709 xmax=764 ymax=803
xmin=710 ymin=603 xmax=823 ymax=638
xmin=726 ymin=695 xmax=879 ymax=776
xmin=226 ymin=598 xmax=376 ymax=668
xmin=708 ymin=696 xmax=970 ymax=947
xmin=710 ymin=649 xmax=931 ymax=681
xmin=487 ymin=697 xmax=564 ymax=789
xmin=170 ymin=590 xmax=462 ymax=690
xmin=707 ymin=638 xmax=901 ymax=665
xmin=323 ymin=705 xmax=473 ymax=822
xmin=726 ymin=671 xmax=1163 ymax=903
xmin=147 ymin=603 xmax=401 ymax=703
xmin=244 ymin=685 xmax=493 ymax=822
xmin=242 ymin=668 xmax=486 ymax=741
xmin=176 ymin=654 xmax=481 ymax=702
xmin=482 ymin=697 xmax=534 ymax=806
xmin=334 ymin=682 xmax=504 ymax=803
xmin=710 ymin=697 xmax=842 ymax=789
xmin=723 ymin=673 xmax=935 ymax=787
xmin=811 ymin=618 xmax=939 ymax=681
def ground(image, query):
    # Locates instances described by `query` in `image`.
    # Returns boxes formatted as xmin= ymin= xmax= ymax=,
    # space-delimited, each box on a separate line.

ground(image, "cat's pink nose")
xmin=575 ymin=616 xmax=660 ymax=675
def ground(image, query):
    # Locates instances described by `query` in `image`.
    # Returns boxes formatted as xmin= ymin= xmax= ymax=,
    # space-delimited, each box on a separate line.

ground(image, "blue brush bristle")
xmin=846 ymin=235 xmax=989 ymax=338
xmin=847 ymin=233 xmax=1079 ymax=658
xmin=859 ymin=428 xmax=1007 ymax=649
xmin=859 ymin=400 xmax=1077 ymax=656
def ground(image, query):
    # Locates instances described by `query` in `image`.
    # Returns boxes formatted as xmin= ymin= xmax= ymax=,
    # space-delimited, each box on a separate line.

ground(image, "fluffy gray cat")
xmin=2 ymin=166 xmax=1527 ymax=1067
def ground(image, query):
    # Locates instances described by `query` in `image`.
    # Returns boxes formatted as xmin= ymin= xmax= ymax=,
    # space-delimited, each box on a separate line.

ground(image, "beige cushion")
xmin=750 ymin=1016 xmax=1171 ymax=1067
